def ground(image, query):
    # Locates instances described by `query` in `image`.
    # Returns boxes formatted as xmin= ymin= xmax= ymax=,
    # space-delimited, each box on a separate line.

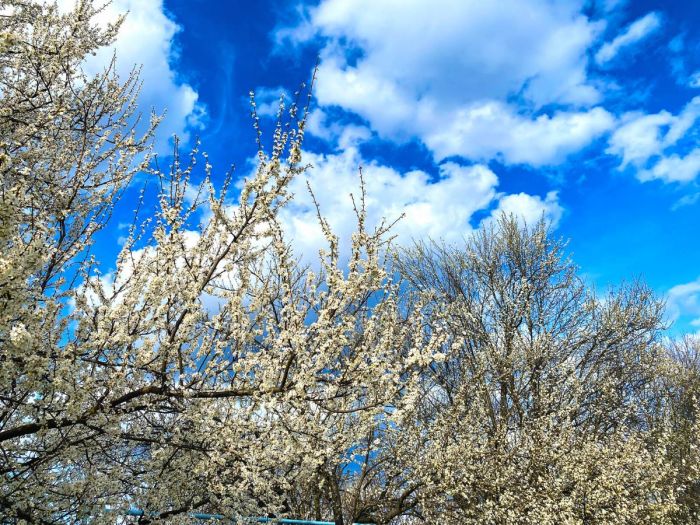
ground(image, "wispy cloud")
xmin=595 ymin=12 xmax=662 ymax=65
xmin=672 ymin=192 xmax=700 ymax=210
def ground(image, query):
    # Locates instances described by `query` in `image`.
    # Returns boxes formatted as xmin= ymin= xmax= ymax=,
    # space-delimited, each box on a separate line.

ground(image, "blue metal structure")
xmin=125 ymin=509 xmax=371 ymax=525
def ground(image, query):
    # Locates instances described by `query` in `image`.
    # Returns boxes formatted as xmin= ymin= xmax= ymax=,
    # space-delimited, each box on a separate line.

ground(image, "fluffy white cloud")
xmin=423 ymin=103 xmax=614 ymax=166
xmin=278 ymin=143 xmax=562 ymax=263
xmin=607 ymin=97 xmax=700 ymax=182
xmin=595 ymin=12 xmax=662 ymax=65
xmin=486 ymin=191 xmax=563 ymax=228
xmin=279 ymin=0 xmax=611 ymax=166
xmin=607 ymin=111 xmax=675 ymax=167
xmin=59 ymin=0 xmax=204 ymax=153
xmin=668 ymin=277 xmax=700 ymax=328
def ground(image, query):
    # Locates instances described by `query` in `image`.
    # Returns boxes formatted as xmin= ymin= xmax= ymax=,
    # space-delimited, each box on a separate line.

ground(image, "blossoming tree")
xmin=0 ymin=2 xmax=436 ymax=522
xmin=394 ymin=217 xmax=696 ymax=524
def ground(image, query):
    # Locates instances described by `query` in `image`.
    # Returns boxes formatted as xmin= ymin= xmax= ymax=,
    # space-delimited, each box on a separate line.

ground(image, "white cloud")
xmin=253 ymin=86 xmax=291 ymax=117
xmin=663 ymin=98 xmax=700 ymax=145
xmin=607 ymin=111 xmax=674 ymax=167
xmin=305 ymin=109 xmax=373 ymax=148
xmin=638 ymin=149 xmax=700 ymax=183
xmin=422 ymin=102 xmax=614 ymax=166
xmin=281 ymin=147 xmax=495 ymax=259
xmin=280 ymin=0 xmax=609 ymax=166
xmin=487 ymin=191 xmax=564 ymax=228
xmin=278 ymin=145 xmax=562 ymax=264
xmin=59 ymin=0 xmax=204 ymax=153
xmin=672 ymin=192 xmax=700 ymax=210
xmin=668 ymin=277 xmax=700 ymax=328
xmin=607 ymin=97 xmax=700 ymax=182
xmin=600 ymin=0 xmax=628 ymax=13
xmin=595 ymin=11 xmax=662 ymax=65
xmin=690 ymin=71 xmax=700 ymax=89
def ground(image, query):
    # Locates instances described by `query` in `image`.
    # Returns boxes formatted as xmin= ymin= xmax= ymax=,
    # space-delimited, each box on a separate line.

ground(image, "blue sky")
xmin=86 ymin=0 xmax=700 ymax=333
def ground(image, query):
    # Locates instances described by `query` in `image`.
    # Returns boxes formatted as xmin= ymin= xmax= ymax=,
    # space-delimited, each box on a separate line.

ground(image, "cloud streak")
xmin=595 ymin=12 xmax=662 ymax=65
